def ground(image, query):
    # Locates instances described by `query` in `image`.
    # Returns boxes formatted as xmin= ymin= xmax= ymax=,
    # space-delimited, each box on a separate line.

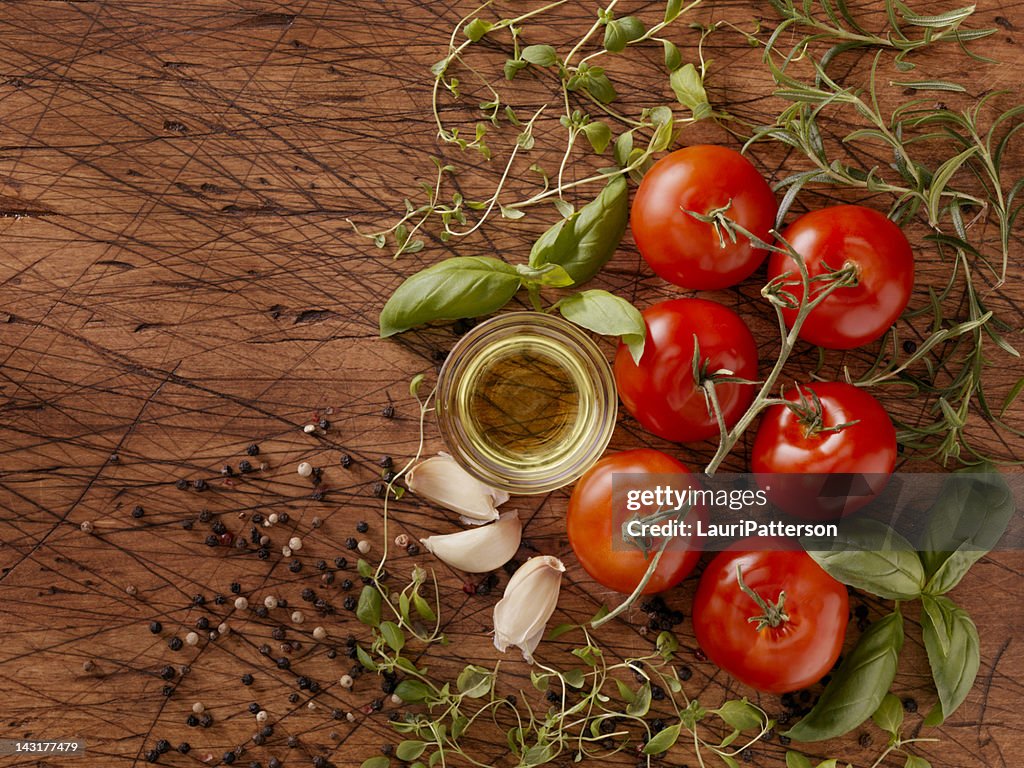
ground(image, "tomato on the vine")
xmin=631 ymin=145 xmax=778 ymax=290
xmin=693 ymin=538 xmax=849 ymax=694
xmin=614 ymin=298 xmax=758 ymax=443
xmin=567 ymin=449 xmax=704 ymax=594
xmin=751 ymin=382 xmax=897 ymax=519
xmin=768 ymin=205 xmax=914 ymax=349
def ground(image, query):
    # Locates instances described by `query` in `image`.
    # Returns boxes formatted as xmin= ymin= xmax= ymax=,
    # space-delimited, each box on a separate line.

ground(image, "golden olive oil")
xmin=458 ymin=335 xmax=592 ymax=470
xmin=436 ymin=313 xmax=617 ymax=494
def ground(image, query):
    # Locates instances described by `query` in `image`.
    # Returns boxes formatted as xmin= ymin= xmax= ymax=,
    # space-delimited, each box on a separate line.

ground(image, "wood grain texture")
xmin=0 ymin=1 xmax=1022 ymax=767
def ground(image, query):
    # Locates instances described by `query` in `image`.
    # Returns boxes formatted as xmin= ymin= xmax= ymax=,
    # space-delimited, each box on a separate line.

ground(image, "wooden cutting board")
xmin=1 ymin=2 xmax=1021 ymax=767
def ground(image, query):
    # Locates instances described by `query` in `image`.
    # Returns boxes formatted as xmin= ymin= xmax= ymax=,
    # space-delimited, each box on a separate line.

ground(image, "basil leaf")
xmin=920 ymin=469 xmax=1013 ymax=595
xmin=642 ymin=723 xmax=680 ymax=755
xmin=379 ymin=257 xmax=521 ymax=337
xmin=663 ymin=40 xmax=682 ymax=71
xmin=557 ymin=289 xmax=645 ymax=363
xmin=394 ymin=679 xmax=431 ymax=703
xmin=804 ymin=518 xmax=925 ymax=600
xmin=921 ymin=594 xmax=979 ymax=725
xmin=871 ymin=692 xmax=904 ymax=737
xmin=786 ymin=753 xmax=814 ymax=768
xmin=528 ymin=176 xmax=628 ymax=284
xmin=670 ymin=63 xmax=712 ymax=120
xmin=785 ymin=612 xmax=904 ymax=742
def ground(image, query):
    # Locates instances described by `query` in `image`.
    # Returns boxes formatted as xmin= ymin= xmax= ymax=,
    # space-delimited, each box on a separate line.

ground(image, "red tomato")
xmin=567 ymin=449 xmax=704 ymax=594
xmin=614 ymin=298 xmax=758 ymax=442
xmin=631 ymin=145 xmax=778 ymax=290
xmin=751 ymin=382 xmax=897 ymax=519
xmin=693 ymin=538 xmax=849 ymax=694
xmin=768 ymin=205 xmax=914 ymax=349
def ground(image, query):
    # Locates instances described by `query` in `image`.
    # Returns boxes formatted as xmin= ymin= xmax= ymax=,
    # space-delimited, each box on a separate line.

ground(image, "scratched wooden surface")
xmin=0 ymin=2 xmax=1022 ymax=767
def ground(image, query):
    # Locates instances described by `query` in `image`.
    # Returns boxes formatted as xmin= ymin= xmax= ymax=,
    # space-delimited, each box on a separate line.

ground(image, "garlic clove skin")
xmin=493 ymin=555 xmax=565 ymax=663
xmin=420 ymin=512 xmax=521 ymax=573
xmin=405 ymin=453 xmax=509 ymax=525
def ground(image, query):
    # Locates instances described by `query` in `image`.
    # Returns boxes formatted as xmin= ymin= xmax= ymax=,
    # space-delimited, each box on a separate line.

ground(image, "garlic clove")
xmin=492 ymin=555 xmax=565 ymax=663
xmin=420 ymin=512 xmax=521 ymax=573
xmin=405 ymin=453 xmax=509 ymax=524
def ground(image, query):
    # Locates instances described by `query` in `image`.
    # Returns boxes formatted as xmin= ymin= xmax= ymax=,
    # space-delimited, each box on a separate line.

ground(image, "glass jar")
xmin=436 ymin=312 xmax=617 ymax=495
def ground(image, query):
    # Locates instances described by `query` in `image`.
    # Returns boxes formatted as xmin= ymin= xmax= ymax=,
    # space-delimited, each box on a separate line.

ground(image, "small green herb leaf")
xmin=604 ymin=16 xmax=645 ymax=53
xmin=905 ymin=755 xmax=933 ymax=768
xmin=463 ymin=18 xmax=492 ymax=42
xmin=457 ymin=665 xmax=494 ymax=698
xmin=356 ymin=644 xmax=378 ymax=671
xmin=394 ymin=679 xmax=431 ymax=703
xmin=356 ymin=586 xmax=382 ymax=627
xmin=522 ymin=44 xmax=557 ymax=66
xmin=564 ymin=669 xmax=586 ymax=688
xmin=663 ymin=40 xmax=683 ymax=71
xmin=715 ymin=699 xmax=765 ymax=732
xmin=786 ymin=753 xmax=814 ymax=768
xmin=581 ymin=120 xmax=613 ymax=154
xmin=871 ymin=692 xmax=904 ymax=737
xmin=504 ymin=58 xmax=528 ymax=80
xmin=785 ymin=611 xmax=904 ymax=742
xmin=804 ymin=518 xmax=925 ymax=600
xmin=921 ymin=594 xmax=979 ymax=724
xmin=613 ymin=131 xmax=634 ymax=168
xmin=379 ymin=620 xmax=404 ymax=652
xmin=528 ymin=176 xmax=628 ymax=284
xmin=614 ymin=678 xmax=636 ymax=703
xmin=360 ymin=757 xmax=391 ymax=768
xmin=556 ymin=289 xmax=645 ymax=363
xmin=396 ymin=741 xmax=426 ymax=762
xmin=379 ymin=257 xmax=521 ymax=337
xmin=664 ymin=0 xmax=685 ymax=23
xmin=656 ymin=630 xmax=678 ymax=659
xmin=643 ymin=723 xmax=681 ymax=754
xmin=670 ymin=63 xmax=712 ymax=120
xmin=627 ymin=682 xmax=652 ymax=717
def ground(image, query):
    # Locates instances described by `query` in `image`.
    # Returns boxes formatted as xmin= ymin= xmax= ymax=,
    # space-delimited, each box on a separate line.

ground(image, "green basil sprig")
xmin=785 ymin=611 xmax=904 ymax=742
xmin=378 ymin=177 xmax=643 ymax=356
xmin=793 ymin=471 xmax=1012 ymax=739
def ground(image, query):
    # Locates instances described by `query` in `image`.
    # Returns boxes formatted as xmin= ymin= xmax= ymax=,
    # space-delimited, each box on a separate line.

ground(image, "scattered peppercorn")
xmin=175 ymin=479 xmax=189 ymax=490
xmin=902 ymin=697 xmax=918 ymax=713
xmin=382 ymin=405 xmax=395 ymax=419
xmin=193 ymin=479 xmax=207 ymax=492
xmin=149 ymin=621 xmax=162 ymax=634
xmin=168 ymin=637 xmax=183 ymax=651
xmin=242 ymin=673 xmax=254 ymax=686
xmin=343 ymin=596 xmax=356 ymax=611
xmin=186 ymin=714 xmax=199 ymax=727
xmin=160 ymin=665 xmax=176 ymax=680
xmin=858 ymin=732 xmax=873 ymax=748
xmin=178 ymin=743 xmax=191 ymax=754
xmin=405 ymin=543 xmax=420 ymax=556
xmin=276 ymin=657 xmax=290 ymax=670
xmin=289 ymin=560 xmax=302 ymax=573
xmin=223 ymin=751 xmax=236 ymax=764
xmin=145 ymin=749 xmax=159 ymax=762
xmin=345 ymin=537 xmax=357 ymax=550
xmin=132 ymin=505 xmax=145 ymax=519
xmin=239 ymin=460 xmax=253 ymax=473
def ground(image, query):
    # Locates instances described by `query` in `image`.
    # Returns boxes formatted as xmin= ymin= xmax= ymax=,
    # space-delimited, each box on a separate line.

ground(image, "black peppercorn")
xmin=162 ymin=685 xmax=173 ymax=697
xmin=372 ymin=482 xmax=385 ymax=498
xmin=382 ymin=405 xmax=395 ymax=419
xmin=343 ymin=596 xmax=356 ymax=611
xmin=132 ymin=505 xmax=145 ymax=519
xmin=260 ymin=644 xmax=271 ymax=655
xmin=242 ymin=673 xmax=254 ymax=686
xmin=313 ymin=756 xmax=328 ymax=768
xmin=239 ymin=460 xmax=253 ymax=473
xmin=779 ymin=735 xmax=791 ymax=746
xmin=297 ymin=676 xmax=310 ymax=690
xmin=289 ymin=560 xmax=302 ymax=573
xmin=405 ymin=543 xmax=420 ymax=556
xmin=222 ymin=465 xmax=234 ymax=476
xmin=279 ymin=513 xmax=289 ymax=524
xmin=248 ymin=702 xmax=260 ymax=714
xmin=198 ymin=510 xmax=212 ymax=523
xmin=902 ymin=697 xmax=918 ymax=713
xmin=214 ymin=594 xmax=226 ymax=605
xmin=269 ymin=759 xmax=282 ymax=768
xmin=318 ymin=418 xmax=330 ymax=430
xmin=196 ymin=617 xmax=210 ymax=630
xmin=193 ymin=479 xmax=207 ymax=492
xmin=150 ymin=621 xmax=163 ymax=634
xmin=252 ymin=734 xmax=265 ymax=747
xmin=176 ymin=479 xmax=189 ymax=490
xmin=247 ymin=444 xmax=260 ymax=456
xmin=858 ymin=732 xmax=873 ymax=748
xmin=192 ymin=594 xmax=206 ymax=606
xmin=679 ymin=665 xmax=693 ymax=681
xmin=276 ymin=657 xmax=290 ymax=670
xmin=168 ymin=637 xmax=183 ymax=651
xmin=223 ymin=752 xmax=236 ymax=765
xmin=156 ymin=739 xmax=170 ymax=754
xmin=178 ymin=743 xmax=191 ymax=754
xmin=345 ymin=537 xmax=357 ymax=550
xmin=326 ymin=649 xmax=337 ymax=659
xmin=257 ymin=548 xmax=269 ymax=561
xmin=252 ymin=513 xmax=263 ymax=524
xmin=186 ymin=715 xmax=199 ymax=727
xmin=272 ymin=627 xmax=286 ymax=641
xmin=261 ymin=725 xmax=273 ymax=738
xmin=205 ymin=535 xmax=219 ymax=547
xmin=340 ymin=454 xmax=352 ymax=468
xmin=356 ymin=520 xmax=369 ymax=533
xmin=340 ymin=579 xmax=353 ymax=591
xmin=382 ymin=470 xmax=397 ymax=483
xmin=288 ymin=735 xmax=300 ymax=748
xmin=332 ymin=709 xmax=344 ymax=720
xmin=199 ymin=713 xmax=214 ymax=728
xmin=145 ymin=749 xmax=159 ymax=762
xmin=160 ymin=665 xmax=176 ymax=680
xmin=182 ymin=519 xmax=193 ymax=530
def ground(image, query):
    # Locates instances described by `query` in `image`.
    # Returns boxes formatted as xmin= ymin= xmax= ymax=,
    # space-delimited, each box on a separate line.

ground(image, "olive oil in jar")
xmin=436 ymin=313 xmax=617 ymax=494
